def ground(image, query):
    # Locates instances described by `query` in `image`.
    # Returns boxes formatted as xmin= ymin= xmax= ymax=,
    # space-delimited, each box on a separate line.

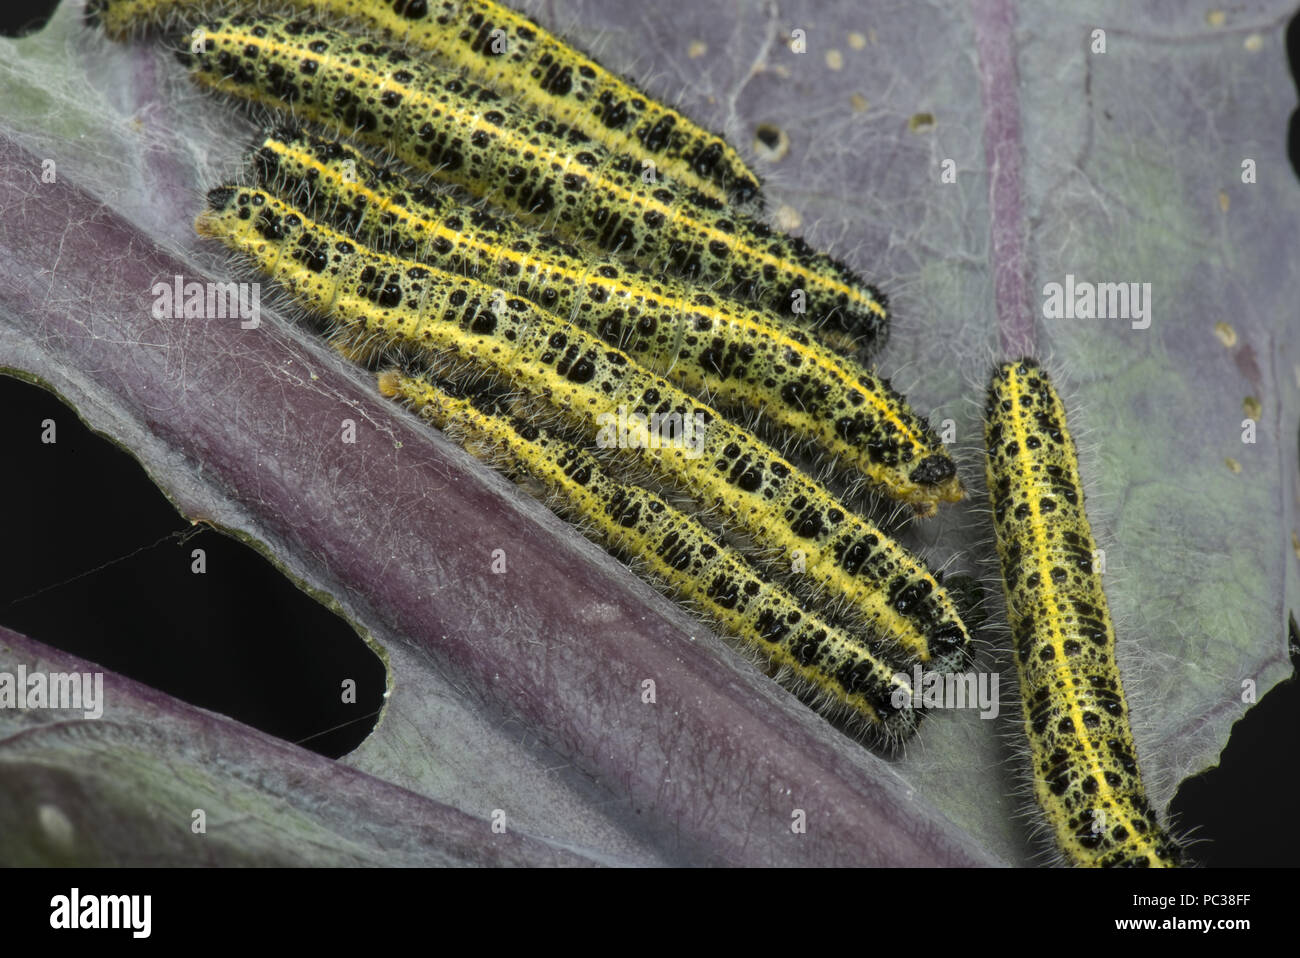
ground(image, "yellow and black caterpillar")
xmin=378 ymin=369 xmax=920 ymax=739
xmin=173 ymin=13 xmax=890 ymax=349
xmin=984 ymin=359 xmax=1182 ymax=867
xmin=86 ymin=0 xmax=764 ymax=207
xmin=250 ymin=128 xmax=962 ymax=512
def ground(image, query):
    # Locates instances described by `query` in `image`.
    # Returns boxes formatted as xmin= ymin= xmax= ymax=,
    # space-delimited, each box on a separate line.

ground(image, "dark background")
xmin=2 ymin=0 xmax=1297 ymax=868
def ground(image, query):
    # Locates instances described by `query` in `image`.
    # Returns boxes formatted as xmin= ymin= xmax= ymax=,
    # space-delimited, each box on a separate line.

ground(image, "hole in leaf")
xmin=1168 ymin=619 xmax=1299 ymax=866
xmin=0 ymin=0 xmax=58 ymax=38
xmin=0 ymin=374 xmax=387 ymax=759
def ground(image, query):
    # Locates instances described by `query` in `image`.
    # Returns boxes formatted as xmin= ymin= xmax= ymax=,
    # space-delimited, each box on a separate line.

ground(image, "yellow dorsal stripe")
xmin=1001 ymin=371 xmax=1124 ymax=812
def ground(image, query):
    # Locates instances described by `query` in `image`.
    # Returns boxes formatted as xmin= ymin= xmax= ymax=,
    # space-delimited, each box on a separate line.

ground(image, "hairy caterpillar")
xmin=84 ymin=0 xmax=764 ymax=207
xmin=377 ymin=369 xmax=919 ymax=739
xmin=984 ymin=359 xmax=1182 ymax=867
xmin=195 ymin=187 xmax=971 ymax=671
xmin=172 ymin=13 xmax=889 ymax=349
xmin=250 ymin=128 xmax=962 ymax=512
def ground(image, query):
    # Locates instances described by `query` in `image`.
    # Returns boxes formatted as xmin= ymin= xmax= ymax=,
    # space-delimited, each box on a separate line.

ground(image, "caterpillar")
xmin=195 ymin=186 xmax=971 ymax=672
xmin=172 ymin=13 xmax=890 ymax=349
xmin=984 ymin=358 xmax=1182 ymax=867
xmin=250 ymin=127 xmax=963 ymax=513
xmin=84 ymin=0 xmax=764 ymax=207
xmin=377 ymin=369 xmax=920 ymax=739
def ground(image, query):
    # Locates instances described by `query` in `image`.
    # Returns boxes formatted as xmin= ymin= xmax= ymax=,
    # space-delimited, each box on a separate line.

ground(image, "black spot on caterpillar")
xmin=984 ymin=358 xmax=1183 ymax=868
xmin=250 ymin=127 xmax=962 ymax=513
xmin=195 ymin=187 xmax=971 ymax=672
xmin=378 ymin=369 xmax=920 ymax=740
xmin=173 ymin=12 xmax=890 ymax=349
xmin=84 ymin=0 xmax=764 ymax=207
